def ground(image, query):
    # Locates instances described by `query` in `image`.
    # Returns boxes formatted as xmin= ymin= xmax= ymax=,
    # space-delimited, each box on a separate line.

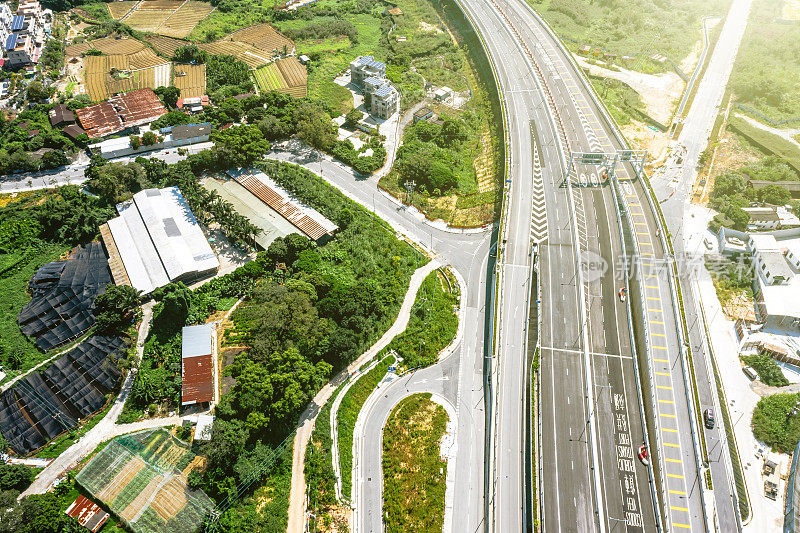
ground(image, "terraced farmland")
xmin=197 ymin=40 xmax=272 ymax=68
xmin=223 ymin=23 xmax=294 ymax=54
xmin=253 ymin=57 xmax=307 ymax=98
xmin=144 ymin=34 xmax=188 ymax=57
xmin=173 ymin=63 xmax=206 ymax=97
xmin=83 ymin=52 xmax=171 ymax=101
xmin=157 ymin=1 xmax=215 ymax=38
xmin=107 ymin=1 xmax=137 ymax=19
xmin=66 ymin=36 xmax=146 ymax=57
xmin=116 ymin=0 xmax=214 ymax=38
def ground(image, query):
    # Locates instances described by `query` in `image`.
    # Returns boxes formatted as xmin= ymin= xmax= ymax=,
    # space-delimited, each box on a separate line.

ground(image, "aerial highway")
xmin=453 ymin=0 xmax=710 ymax=531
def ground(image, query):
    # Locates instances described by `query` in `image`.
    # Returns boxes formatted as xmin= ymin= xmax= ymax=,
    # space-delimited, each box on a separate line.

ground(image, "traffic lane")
xmin=586 ymin=187 xmax=653 ymax=532
xmin=357 ymin=359 xmax=463 ymax=533
xmin=682 ymin=278 xmax=739 ymax=533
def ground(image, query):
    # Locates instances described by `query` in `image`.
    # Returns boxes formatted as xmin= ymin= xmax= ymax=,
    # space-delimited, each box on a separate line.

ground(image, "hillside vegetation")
xmin=530 ymin=0 xmax=729 ymax=72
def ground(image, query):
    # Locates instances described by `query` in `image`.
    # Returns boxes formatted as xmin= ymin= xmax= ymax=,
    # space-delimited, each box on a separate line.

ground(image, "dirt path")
xmin=286 ymin=259 xmax=443 ymax=533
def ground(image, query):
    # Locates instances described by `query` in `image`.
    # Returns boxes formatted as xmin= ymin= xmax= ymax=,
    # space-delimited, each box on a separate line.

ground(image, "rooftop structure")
xmin=65 ymin=496 xmax=110 ymax=533
xmin=49 ymin=103 xmax=75 ymax=127
xmin=181 ymin=323 xmax=215 ymax=406
xmin=227 ymin=168 xmax=338 ymax=242
xmin=76 ymin=89 xmax=167 ymax=138
xmin=63 ymin=123 xmax=86 ymax=140
xmin=201 ymin=177 xmax=297 ymax=250
xmin=350 ymin=55 xmax=385 ymax=85
xmin=75 ymin=101 xmax=123 ymax=138
xmin=100 ymin=187 xmax=219 ymax=294
xmin=108 ymin=88 xmax=167 ymax=129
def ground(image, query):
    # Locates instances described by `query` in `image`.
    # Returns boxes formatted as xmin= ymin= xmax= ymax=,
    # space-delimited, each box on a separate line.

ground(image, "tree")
xmin=173 ymin=45 xmax=207 ymax=64
xmin=153 ymin=282 xmax=192 ymax=332
xmin=154 ymin=85 xmax=180 ymax=108
xmin=93 ymin=285 xmax=142 ymax=333
xmin=141 ymin=131 xmax=158 ymax=147
xmin=129 ymin=135 xmax=141 ymax=150
xmin=26 ymin=81 xmax=53 ymax=102
xmin=0 ymin=465 xmax=33 ymax=492
xmin=40 ymin=150 xmax=68 ymax=169
xmin=295 ymin=103 xmax=336 ymax=151
xmin=344 ymin=108 xmax=363 ymax=129
xmin=209 ymin=124 xmax=270 ymax=168
xmin=257 ymin=114 xmax=292 ymax=141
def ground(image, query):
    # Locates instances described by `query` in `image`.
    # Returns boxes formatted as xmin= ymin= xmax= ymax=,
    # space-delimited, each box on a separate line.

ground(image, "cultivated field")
xmin=83 ymin=52 xmax=171 ymax=101
xmin=197 ymin=40 xmax=272 ymax=68
xmin=144 ymin=34 xmax=188 ymax=57
xmin=66 ymin=35 xmax=146 ymax=57
xmin=76 ymin=429 xmax=214 ymax=533
xmin=107 ymin=1 xmax=137 ymax=19
xmin=173 ymin=63 xmax=206 ymax=97
xmin=254 ymin=56 xmax=307 ymax=97
xmin=158 ymin=1 xmax=215 ymax=38
xmin=223 ymin=23 xmax=294 ymax=54
xmin=116 ymin=0 xmax=214 ymax=38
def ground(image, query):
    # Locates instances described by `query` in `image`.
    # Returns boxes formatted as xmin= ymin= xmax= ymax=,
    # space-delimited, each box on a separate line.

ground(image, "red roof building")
xmin=65 ymin=495 xmax=110 ymax=532
xmin=181 ymin=323 xmax=215 ymax=406
xmin=75 ymin=88 xmax=167 ymax=138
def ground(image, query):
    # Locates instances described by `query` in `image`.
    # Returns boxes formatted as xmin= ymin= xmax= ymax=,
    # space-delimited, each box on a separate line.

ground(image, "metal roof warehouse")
xmin=99 ymin=187 xmax=219 ymax=294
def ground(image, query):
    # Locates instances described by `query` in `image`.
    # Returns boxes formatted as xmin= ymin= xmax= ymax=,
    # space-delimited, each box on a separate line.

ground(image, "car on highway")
xmin=618 ymin=287 xmax=627 ymax=303
xmin=704 ymin=408 xmax=715 ymax=429
xmin=638 ymin=444 xmax=649 ymax=466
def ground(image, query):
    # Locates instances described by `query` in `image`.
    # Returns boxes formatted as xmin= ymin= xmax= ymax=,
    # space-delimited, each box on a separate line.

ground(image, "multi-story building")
xmin=349 ymin=55 xmax=399 ymax=119
xmin=349 ymin=55 xmax=386 ymax=85
xmin=1 ymin=0 xmax=49 ymax=68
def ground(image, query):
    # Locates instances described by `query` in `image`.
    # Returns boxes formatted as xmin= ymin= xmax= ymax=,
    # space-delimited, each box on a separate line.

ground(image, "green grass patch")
xmin=741 ymin=353 xmax=790 ymax=387
xmin=186 ymin=0 xmax=280 ymax=42
xmin=727 ymin=117 xmax=800 ymax=175
xmin=752 ymin=392 xmax=800 ymax=453
xmin=387 ymin=269 xmax=459 ymax=369
xmin=216 ymin=296 xmax=239 ymax=312
xmin=337 ymin=353 xmax=394 ymax=498
xmin=590 ymin=75 xmax=646 ymax=127
xmin=382 ymin=393 xmax=448 ymax=533
xmin=529 ymin=0 xmax=729 ymax=74
xmin=296 ymin=36 xmax=350 ymax=55
xmin=305 ymin=383 xmax=345 ymax=531
xmin=0 ymin=242 xmax=70 ymax=385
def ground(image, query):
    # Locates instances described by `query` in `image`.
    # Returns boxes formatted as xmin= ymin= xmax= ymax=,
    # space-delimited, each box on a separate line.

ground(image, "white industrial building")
xmin=749 ymin=234 xmax=800 ymax=333
xmin=99 ymin=187 xmax=219 ymax=294
xmin=91 ymin=123 xmax=212 ymax=159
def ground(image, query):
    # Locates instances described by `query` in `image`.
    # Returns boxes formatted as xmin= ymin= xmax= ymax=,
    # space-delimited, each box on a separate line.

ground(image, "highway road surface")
xmin=652 ymin=0 xmax=755 ymax=530
xmin=451 ymin=0 xmax=711 ymax=531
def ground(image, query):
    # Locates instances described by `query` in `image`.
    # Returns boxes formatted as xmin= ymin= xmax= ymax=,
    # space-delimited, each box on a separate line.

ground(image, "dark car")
xmin=704 ymin=408 xmax=715 ymax=429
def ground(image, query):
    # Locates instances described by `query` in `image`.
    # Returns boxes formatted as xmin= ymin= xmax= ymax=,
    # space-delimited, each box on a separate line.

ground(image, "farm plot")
xmin=83 ymin=53 xmax=171 ymax=101
xmin=66 ymin=36 xmax=145 ymax=58
xmin=107 ymin=1 xmax=138 ymax=19
xmin=157 ymin=1 xmax=215 ymax=38
xmin=76 ymin=429 xmax=213 ymax=533
xmin=198 ymin=40 xmax=271 ymax=68
xmin=145 ymin=35 xmax=188 ymax=57
xmin=254 ymin=57 xmax=306 ymax=97
xmin=118 ymin=0 xmax=213 ymax=38
xmin=173 ymin=63 xmax=206 ymax=97
xmin=223 ymin=23 xmax=294 ymax=54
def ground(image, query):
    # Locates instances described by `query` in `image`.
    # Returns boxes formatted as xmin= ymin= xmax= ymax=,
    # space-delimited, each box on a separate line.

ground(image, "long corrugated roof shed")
xmin=109 ymin=88 xmax=167 ymax=129
xmin=228 ymin=168 xmax=337 ymax=241
xmin=102 ymin=187 xmax=219 ymax=294
xmin=75 ymin=101 xmax=123 ymax=138
xmin=65 ymin=495 xmax=110 ymax=533
xmin=181 ymin=324 xmax=214 ymax=406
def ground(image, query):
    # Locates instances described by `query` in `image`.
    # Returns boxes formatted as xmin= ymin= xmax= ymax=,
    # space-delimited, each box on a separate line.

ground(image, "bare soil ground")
xmin=149 ymin=475 xmax=190 ymax=521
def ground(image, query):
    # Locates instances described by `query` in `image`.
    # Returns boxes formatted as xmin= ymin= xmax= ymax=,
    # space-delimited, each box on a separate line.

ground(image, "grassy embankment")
xmin=382 ymin=393 xmax=448 ymax=533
